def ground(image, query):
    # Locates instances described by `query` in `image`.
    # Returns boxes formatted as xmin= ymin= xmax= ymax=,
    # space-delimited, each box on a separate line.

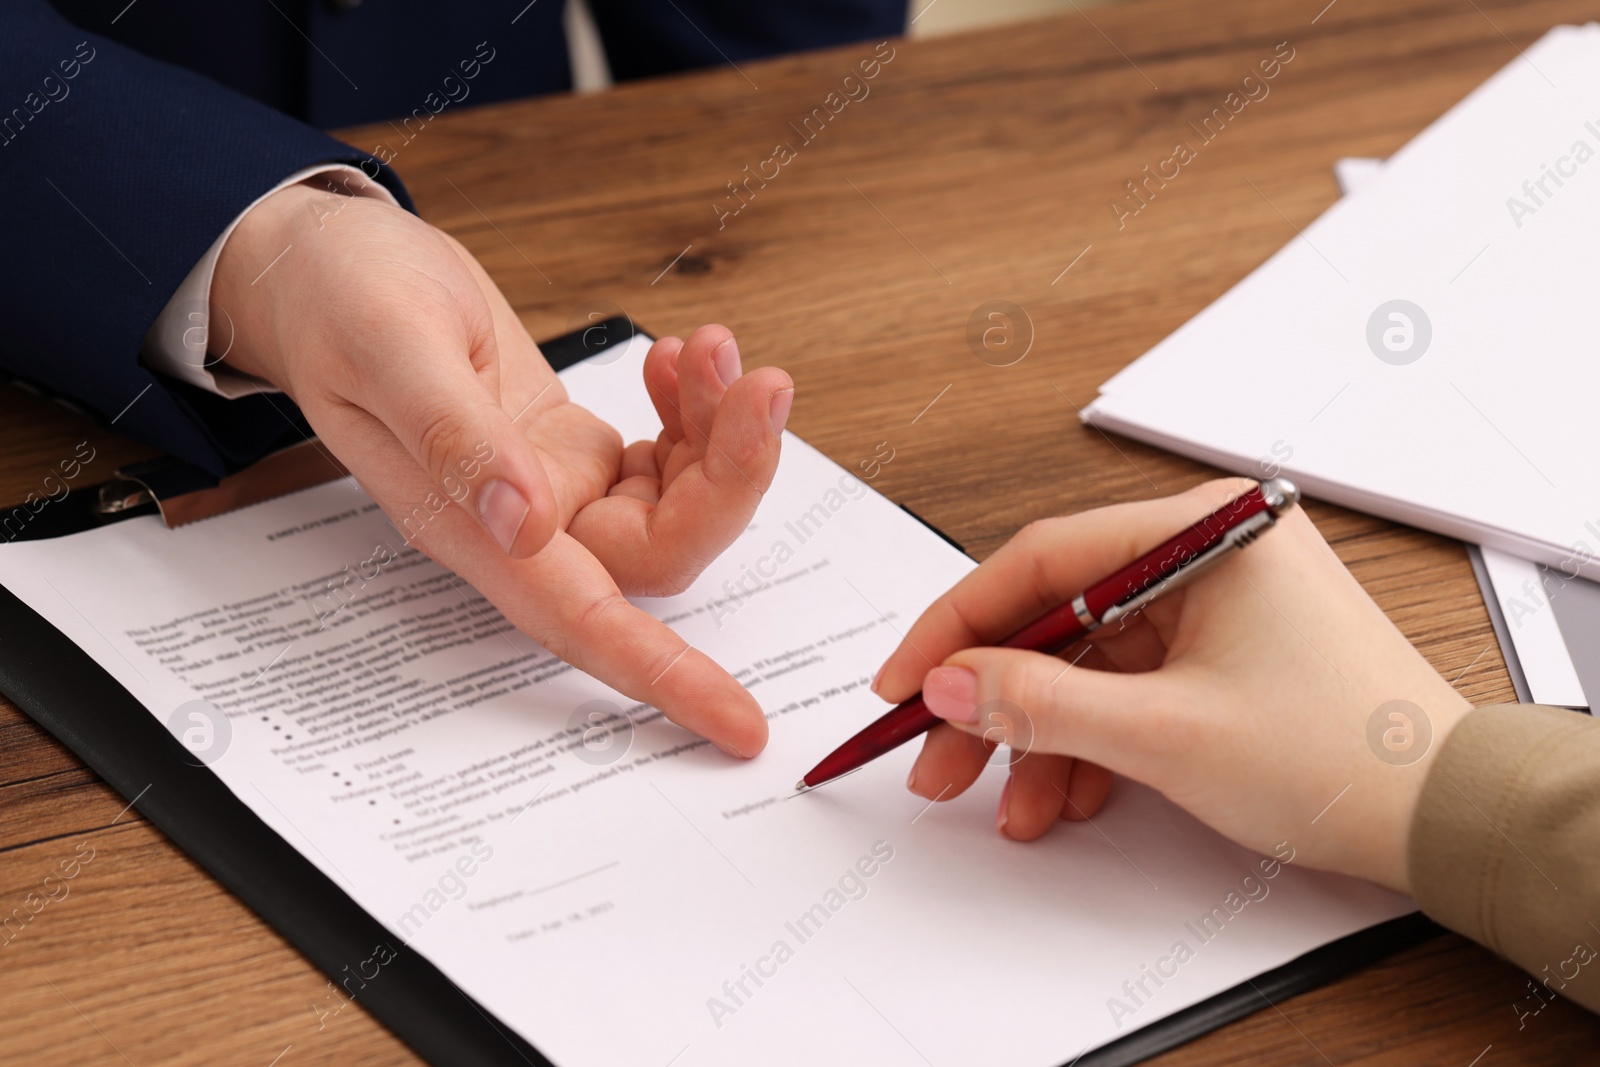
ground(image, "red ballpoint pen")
xmin=795 ymin=478 xmax=1301 ymax=793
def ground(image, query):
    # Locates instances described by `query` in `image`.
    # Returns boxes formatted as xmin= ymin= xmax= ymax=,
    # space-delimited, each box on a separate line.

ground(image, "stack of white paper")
xmin=1332 ymin=157 xmax=1592 ymax=710
xmin=1085 ymin=25 xmax=1600 ymax=580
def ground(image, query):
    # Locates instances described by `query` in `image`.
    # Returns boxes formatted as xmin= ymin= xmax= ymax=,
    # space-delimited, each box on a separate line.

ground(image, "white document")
xmin=0 ymin=334 xmax=1411 ymax=1066
xmin=1332 ymin=155 xmax=1588 ymax=709
xmin=1086 ymin=25 xmax=1600 ymax=579
xmin=1479 ymin=547 xmax=1588 ymax=706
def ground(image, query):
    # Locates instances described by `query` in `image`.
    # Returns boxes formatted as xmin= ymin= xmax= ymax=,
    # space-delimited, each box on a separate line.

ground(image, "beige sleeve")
xmin=1409 ymin=703 xmax=1600 ymax=1014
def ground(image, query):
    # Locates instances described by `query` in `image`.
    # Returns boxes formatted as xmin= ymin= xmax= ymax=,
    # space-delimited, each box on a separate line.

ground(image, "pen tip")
xmin=793 ymin=779 xmax=811 ymax=794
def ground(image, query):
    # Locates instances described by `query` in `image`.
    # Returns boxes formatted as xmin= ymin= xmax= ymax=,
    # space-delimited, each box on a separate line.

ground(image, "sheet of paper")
xmin=0 ymin=334 xmax=1411 ymax=1066
xmin=1479 ymin=548 xmax=1588 ymax=707
xmin=1332 ymin=156 xmax=1594 ymax=711
xmin=1085 ymin=25 xmax=1600 ymax=578
xmin=1332 ymin=156 xmax=1589 ymax=710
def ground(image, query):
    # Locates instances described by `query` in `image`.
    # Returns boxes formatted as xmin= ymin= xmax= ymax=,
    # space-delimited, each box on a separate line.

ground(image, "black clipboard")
xmin=0 ymin=319 xmax=1438 ymax=1067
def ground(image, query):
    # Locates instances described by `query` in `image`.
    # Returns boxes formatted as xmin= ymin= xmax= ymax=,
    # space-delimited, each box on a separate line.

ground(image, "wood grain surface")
xmin=5 ymin=0 xmax=1599 ymax=1062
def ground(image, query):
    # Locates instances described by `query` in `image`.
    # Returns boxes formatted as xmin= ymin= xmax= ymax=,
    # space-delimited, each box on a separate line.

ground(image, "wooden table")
xmin=5 ymin=0 xmax=1599 ymax=1062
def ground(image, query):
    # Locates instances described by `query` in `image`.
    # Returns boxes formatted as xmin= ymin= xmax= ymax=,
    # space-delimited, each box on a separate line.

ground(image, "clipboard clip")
xmin=94 ymin=438 xmax=347 ymax=528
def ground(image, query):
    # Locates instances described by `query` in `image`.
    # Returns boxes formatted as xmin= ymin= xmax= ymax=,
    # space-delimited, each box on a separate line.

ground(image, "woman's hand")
xmin=873 ymin=478 xmax=1472 ymax=892
xmin=213 ymin=182 xmax=793 ymax=758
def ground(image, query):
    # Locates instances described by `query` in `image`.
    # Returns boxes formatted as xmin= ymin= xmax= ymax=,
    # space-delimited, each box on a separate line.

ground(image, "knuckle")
xmin=702 ymin=438 xmax=767 ymax=499
xmin=620 ymin=567 xmax=695 ymax=599
xmin=571 ymin=591 xmax=631 ymax=643
xmin=972 ymin=659 xmax=1049 ymax=751
xmin=649 ymin=571 xmax=697 ymax=598
xmin=410 ymin=399 xmax=473 ymax=485
xmin=542 ymin=592 xmax=630 ymax=668
xmin=1013 ymin=517 xmax=1059 ymax=549
xmin=1011 ymin=516 xmax=1074 ymax=568
xmin=600 ymin=530 xmax=705 ymax=600
xmin=994 ymin=657 xmax=1051 ymax=732
xmin=640 ymin=640 xmax=693 ymax=689
xmin=1196 ymin=476 xmax=1258 ymax=507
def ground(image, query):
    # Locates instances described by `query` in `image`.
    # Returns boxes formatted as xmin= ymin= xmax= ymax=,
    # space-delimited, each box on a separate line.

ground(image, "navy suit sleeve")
xmin=1 ymin=0 xmax=414 ymax=479
xmin=586 ymin=0 xmax=905 ymax=82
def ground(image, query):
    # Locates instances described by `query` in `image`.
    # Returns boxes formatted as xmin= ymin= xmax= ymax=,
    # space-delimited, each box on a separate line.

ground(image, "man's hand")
xmin=213 ymin=181 xmax=792 ymax=757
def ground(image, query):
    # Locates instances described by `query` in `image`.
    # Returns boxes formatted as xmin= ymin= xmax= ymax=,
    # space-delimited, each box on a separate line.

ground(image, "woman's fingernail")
xmin=713 ymin=338 xmax=742 ymax=387
xmin=478 ymin=479 xmax=529 ymax=554
xmin=906 ymin=764 xmax=919 ymax=793
xmin=769 ymin=388 xmax=793 ymax=436
xmin=870 ymin=663 xmax=887 ymax=696
xmin=922 ymin=666 xmax=979 ymax=723
xmin=717 ymin=740 xmax=746 ymax=759
xmin=997 ymin=776 xmax=1012 ymax=836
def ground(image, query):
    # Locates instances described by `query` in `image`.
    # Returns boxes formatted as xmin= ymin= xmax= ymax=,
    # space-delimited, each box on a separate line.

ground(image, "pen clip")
xmin=1098 ymin=509 xmax=1277 ymax=628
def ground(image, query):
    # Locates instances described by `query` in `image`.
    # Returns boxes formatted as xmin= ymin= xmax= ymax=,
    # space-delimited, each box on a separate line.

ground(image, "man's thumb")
xmin=377 ymin=353 xmax=558 ymax=558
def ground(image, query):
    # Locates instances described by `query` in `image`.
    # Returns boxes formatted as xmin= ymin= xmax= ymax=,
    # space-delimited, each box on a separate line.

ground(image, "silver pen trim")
xmin=1098 ymin=510 xmax=1277 ymax=628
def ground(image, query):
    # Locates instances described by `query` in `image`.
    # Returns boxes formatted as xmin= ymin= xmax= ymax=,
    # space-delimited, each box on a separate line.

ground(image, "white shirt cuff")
xmin=142 ymin=164 xmax=398 ymax=398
